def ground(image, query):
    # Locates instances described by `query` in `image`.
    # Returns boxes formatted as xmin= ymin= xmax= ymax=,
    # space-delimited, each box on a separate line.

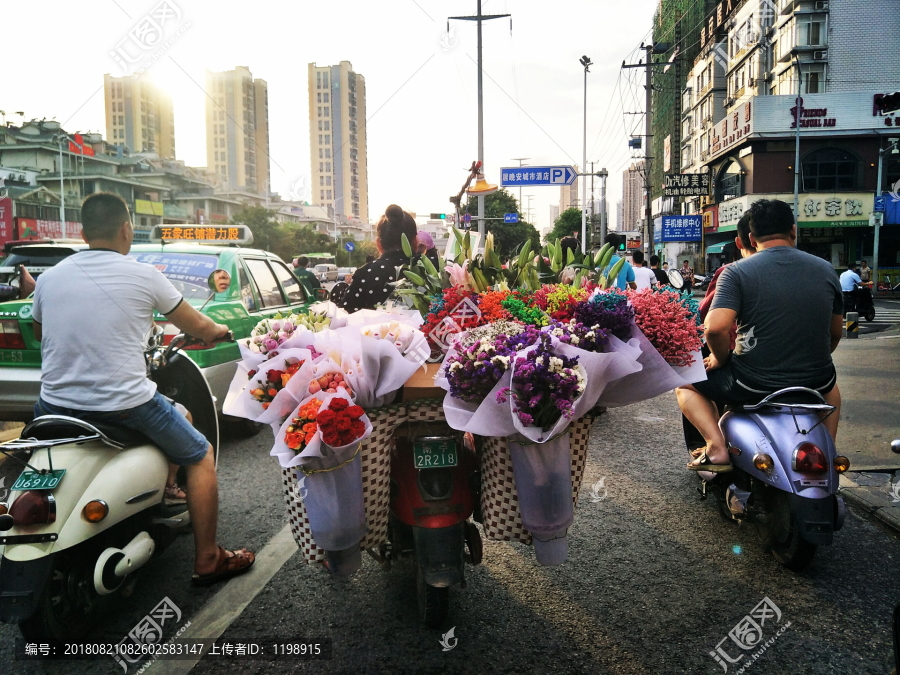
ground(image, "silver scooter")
xmin=685 ymin=387 xmax=850 ymax=571
xmin=0 ymin=307 xmax=231 ymax=642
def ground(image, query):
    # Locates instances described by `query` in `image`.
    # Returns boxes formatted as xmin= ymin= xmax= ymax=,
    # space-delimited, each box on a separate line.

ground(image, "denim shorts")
xmin=34 ymin=391 xmax=210 ymax=466
xmin=692 ymin=360 xmax=837 ymax=407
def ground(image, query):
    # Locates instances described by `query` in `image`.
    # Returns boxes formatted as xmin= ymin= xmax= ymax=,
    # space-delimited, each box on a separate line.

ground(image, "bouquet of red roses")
xmin=316 ymin=398 xmax=367 ymax=448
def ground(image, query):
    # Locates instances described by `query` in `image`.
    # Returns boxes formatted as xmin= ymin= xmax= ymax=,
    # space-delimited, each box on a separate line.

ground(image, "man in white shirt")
xmin=32 ymin=192 xmax=254 ymax=586
xmin=631 ymin=250 xmax=657 ymax=290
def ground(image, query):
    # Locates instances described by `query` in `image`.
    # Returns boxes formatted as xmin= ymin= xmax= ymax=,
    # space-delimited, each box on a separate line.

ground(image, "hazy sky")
xmin=3 ymin=0 xmax=659 ymax=230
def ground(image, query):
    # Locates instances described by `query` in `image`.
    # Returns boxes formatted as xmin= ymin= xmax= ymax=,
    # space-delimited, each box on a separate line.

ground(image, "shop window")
xmin=715 ymin=159 xmax=744 ymax=202
xmin=802 ymin=148 xmax=858 ymax=191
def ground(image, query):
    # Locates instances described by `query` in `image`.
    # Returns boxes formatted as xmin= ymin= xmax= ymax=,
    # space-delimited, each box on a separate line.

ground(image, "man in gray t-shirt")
xmin=676 ymin=199 xmax=844 ymax=470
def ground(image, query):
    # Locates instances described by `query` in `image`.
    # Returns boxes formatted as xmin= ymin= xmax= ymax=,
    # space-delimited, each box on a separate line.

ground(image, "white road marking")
xmin=152 ymin=524 xmax=297 ymax=675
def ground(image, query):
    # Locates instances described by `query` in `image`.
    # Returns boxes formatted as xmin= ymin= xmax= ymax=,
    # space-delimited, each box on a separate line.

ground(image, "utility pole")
xmin=512 ymin=157 xmax=530 ymax=213
xmin=598 ymin=167 xmax=609 ymax=244
xmin=450 ymin=2 xmax=510 ymax=242
xmin=590 ymin=161 xmax=595 ymax=235
xmin=622 ymin=43 xmax=669 ymax=258
xmin=792 ymin=54 xmax=802 ymax=220
xmin=874 ymin=137 xmax=899 ymax=297
xmin=643 ymin=44 xmax=654 ymax=258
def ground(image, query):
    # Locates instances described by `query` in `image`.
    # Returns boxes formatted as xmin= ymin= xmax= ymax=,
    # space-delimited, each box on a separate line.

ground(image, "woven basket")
xmin=279 ymin=399 xmax=446 ymax=564
xmin=478 ymin=415 xmax=594 ymax=544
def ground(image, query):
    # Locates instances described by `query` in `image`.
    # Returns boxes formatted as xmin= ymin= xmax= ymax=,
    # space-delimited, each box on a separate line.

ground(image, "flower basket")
xmin=278 ymin=399 xmax=448 ymax=565
xmin=279 ymin=404 xmax=402 ymax=563
xmin=478 ymin=414 xmax=594 ymax=545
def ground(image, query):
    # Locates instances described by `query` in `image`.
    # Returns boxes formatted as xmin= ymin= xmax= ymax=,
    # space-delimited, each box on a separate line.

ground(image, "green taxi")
xmin=0 ymin=235 xmax=319 ymax=422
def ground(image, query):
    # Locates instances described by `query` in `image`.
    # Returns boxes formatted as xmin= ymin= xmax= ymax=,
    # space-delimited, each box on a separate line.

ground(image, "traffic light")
xmin=429 ymin=213 xmax=447 ymax=220
xmin=875 ymin=92 xmax=900 ymax=115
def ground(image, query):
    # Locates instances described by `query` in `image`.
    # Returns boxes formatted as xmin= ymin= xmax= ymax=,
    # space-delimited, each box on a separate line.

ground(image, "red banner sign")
xmin=15 ymin=218 xmax=81 ymax=240
xmin=0 ymin=198 xmax=13 ymax=247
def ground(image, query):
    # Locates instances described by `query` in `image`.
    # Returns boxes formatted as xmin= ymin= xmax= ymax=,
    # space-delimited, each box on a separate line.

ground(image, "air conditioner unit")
xmin=814 ymin=1 xmax=829 ymax=9
xmin=813 ymin=50 xmax=828 ymax=60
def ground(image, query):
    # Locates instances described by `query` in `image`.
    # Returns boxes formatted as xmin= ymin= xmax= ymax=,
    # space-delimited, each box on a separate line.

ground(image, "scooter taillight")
xmin=793 ymin=443 xmax=828 ymax=474
xmin=9 ymin=491 xmax=56 ymax=526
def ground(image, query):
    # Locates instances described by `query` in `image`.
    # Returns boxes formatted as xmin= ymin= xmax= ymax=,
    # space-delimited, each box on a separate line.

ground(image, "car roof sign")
xmin=149 ymin=224 xmax=254 ymax=246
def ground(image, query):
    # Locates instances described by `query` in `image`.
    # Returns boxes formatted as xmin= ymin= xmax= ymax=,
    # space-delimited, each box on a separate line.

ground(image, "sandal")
xmin=164 ymin=484 xmax=187 ymax=504
xmin=689 ymin=446 xmax=706 ymax=459
xmin=191 ymin=547 xmax=256 ymax=587
xmin=687 ymin=452 xmax=734 ymax=473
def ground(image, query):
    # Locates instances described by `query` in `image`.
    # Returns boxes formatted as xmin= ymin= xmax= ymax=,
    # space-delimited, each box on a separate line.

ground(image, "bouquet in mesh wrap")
xmin=436 ymin=321 xmax=643 ymax=565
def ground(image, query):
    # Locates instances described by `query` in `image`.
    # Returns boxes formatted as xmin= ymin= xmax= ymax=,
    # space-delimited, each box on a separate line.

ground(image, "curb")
xmin=839 ymin=473 xmax=900 ymax=534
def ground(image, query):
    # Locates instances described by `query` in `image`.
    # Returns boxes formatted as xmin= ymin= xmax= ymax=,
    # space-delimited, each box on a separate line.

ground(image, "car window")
xmin=0 ymin=247 xmax=82 ymax=283
xmin=244 ymin=258 xmax=286 ymax=308
xmin=270 ymin=260 xmax=307 ymax=305
xmin=315 ymin=265 xmax=328 ymax=273
xmin=238 ymin=262 xmax=260 ymax=313
xmin=130 ymin=252 xmax=219 ymax=302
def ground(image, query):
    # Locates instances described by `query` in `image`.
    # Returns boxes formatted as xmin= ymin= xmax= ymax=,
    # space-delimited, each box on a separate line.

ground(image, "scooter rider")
xmin=675 ymin=199 xmax=844 ymax=471
xmin=31 ymin=192 xmax=255 ymax=586
xmin=839 ymin=262 xmax=862 ymax=313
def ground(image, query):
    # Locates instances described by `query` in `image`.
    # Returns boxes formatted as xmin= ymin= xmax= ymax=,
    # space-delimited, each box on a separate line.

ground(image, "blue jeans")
xmin=34 ymin=391 xmax=209 ymax=466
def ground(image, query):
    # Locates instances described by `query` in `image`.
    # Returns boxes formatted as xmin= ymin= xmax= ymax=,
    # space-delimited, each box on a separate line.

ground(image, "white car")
xmin=315 ymin=264 xmax=339 ymax=282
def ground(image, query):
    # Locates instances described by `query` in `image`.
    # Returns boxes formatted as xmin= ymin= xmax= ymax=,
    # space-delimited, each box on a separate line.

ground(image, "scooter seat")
xmin=20 ymin=415 xmax=142 ymax=449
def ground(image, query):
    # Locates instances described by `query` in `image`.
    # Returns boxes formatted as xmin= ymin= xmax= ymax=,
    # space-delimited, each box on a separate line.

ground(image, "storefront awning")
xmin=706 ymin=241 xmax=735 ymax=254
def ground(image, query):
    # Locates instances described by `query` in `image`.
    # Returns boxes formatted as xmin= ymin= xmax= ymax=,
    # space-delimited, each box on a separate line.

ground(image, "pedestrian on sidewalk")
xmin=859 ymin=260 xmax=872 ymax=283
xmin=650 ymin=256 xmax=669 ymax=286
xmin=631 ymin=250 xmax=657 ymax=290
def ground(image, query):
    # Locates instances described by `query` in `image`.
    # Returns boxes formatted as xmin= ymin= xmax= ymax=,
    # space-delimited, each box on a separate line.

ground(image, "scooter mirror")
xmin=208 ymin=269 xmax=231 ymax=293
xmin=891 ymin=439 xmax=900 ymax=454
xmin=314 ymin=288 xmax=330 ymax=302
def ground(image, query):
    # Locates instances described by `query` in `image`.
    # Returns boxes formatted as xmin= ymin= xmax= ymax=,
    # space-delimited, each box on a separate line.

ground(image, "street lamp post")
xmin=579 ymin=55 xmax=592 ymax=251
xmin=449 ymin=1 xmax=510 ymax=244
xmin=873 ymin=137 xmax=899 ymax=297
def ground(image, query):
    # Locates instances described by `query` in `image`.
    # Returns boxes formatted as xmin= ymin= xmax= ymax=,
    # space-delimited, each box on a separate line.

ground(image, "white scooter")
xmin=0 ymin=304 xmax=231 ymax=642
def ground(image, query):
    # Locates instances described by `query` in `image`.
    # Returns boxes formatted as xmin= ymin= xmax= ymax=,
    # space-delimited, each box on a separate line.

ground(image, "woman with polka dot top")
xmin=340 ymin=204 xmax=417 ymax=312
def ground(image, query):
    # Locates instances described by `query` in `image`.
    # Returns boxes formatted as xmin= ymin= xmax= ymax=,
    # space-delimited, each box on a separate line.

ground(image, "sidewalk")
xmin=833 ymin=326 xmax=900 ymax=533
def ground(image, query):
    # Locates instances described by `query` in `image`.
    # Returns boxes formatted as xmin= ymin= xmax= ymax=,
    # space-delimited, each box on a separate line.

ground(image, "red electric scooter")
xmin=373 ymin=421 xmax=482 ymax=627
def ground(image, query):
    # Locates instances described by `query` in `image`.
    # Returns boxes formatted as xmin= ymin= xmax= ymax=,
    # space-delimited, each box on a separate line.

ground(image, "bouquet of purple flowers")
xmin=498 ymin=333 xmax=586 ymax=431
xmin=443 ymin=322 xmax=540 ymax=403
xmin=543 ymin=319 xmax=608 ymax=353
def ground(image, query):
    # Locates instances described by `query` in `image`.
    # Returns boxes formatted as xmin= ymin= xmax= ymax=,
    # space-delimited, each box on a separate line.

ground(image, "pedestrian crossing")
xmin=859 ymin=307 xmax=900 ymax=332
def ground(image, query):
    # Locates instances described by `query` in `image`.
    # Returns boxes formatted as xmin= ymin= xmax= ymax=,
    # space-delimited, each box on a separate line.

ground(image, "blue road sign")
xmin=503 ymin=213 xmax=518 ymax=223
xmin=344 ymin=241 xmax=355 ymax=252
xmin=874 ymin=195 xmax=887 ymax=212
xmin=500 ymin=166 xmax=576 ymax=187
xmin=462 ymin=213 xmax=472 ymax=224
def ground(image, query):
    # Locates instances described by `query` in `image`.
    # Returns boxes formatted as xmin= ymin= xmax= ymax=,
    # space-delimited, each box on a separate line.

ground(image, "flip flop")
xmin=164 ymin=484 xmax=187 ymax=504
xmin=687 ymin=452 xmax=734 ymax=473
xmin=191 ymin=547 xmax=255 ymax=587
xmin=689 ymin=446 xmax=706 ymax=459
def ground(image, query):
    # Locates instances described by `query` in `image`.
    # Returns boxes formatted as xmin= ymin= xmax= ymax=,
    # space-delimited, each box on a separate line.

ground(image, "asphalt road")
xmin=2 ymin=395 xmax=898 ymax=675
